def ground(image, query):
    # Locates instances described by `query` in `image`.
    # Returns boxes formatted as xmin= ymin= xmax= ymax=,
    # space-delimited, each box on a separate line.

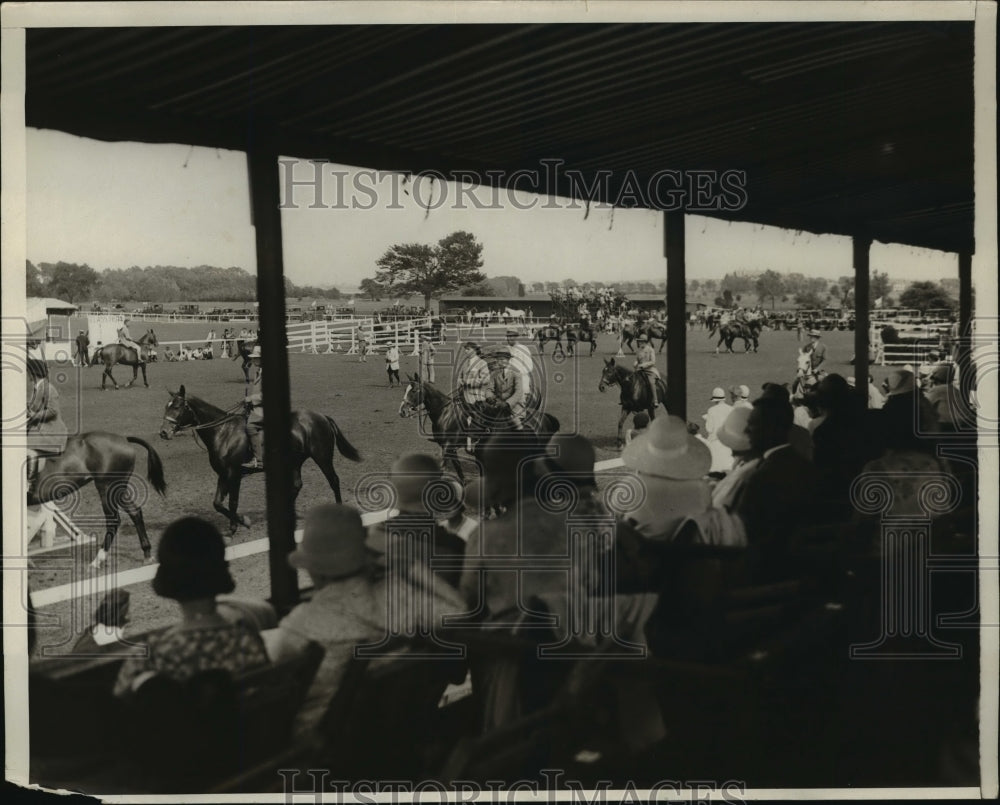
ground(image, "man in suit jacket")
xmin=732 ymin=394 xmax=819 ymax=583
xmin=489 ymin=348 xmax=525 ymax=429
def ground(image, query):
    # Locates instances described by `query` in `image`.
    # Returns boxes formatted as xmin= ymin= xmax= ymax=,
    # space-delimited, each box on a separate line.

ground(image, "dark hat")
xmin=494 ymin=347 xmax=512 ymax=358
xmin=153 ymin=518 xmax=235 ymax=601
xmin=533 ymin=433 xmax=598 ymax=488
xmin=462 ymin=341 xmax=479 ymax=351
xmin=94 ymin=590 xmax=131 ymax=627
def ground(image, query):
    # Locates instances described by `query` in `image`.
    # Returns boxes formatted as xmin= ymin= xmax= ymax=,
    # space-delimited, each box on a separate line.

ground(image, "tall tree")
xmin=359 ymin=278 xmax=386 ymax=301
xmin=870 ymin=270 xmax=893 ymax=307
xmin=373 ymin=231 xmax=485 ymax=309
xmin=898 ymin=281 xmax=956 ymax=313
xmin=26 ymin=261 xmax=47 ymax=296
xmin=755 ymin=270 xmax=784 ymax=310
xmin=46 ymin=262 xmax=99 ymax=303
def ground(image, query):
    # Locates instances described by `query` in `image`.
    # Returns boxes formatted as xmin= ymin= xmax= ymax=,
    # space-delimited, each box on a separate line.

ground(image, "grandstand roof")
xmin=26 ymin=21 xmax=973 ymax=254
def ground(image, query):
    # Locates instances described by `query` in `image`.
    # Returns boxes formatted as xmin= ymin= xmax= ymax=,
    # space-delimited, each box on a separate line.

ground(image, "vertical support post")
xmin=853 ymin=236 xmax=872 ymax=408
xmin=957 ymin=252 xmax=974 ymax=403
xmin=664 ymin=211 xmax=687 ymax=420
xmin=246 ymin=133 xmax=299 ymax=614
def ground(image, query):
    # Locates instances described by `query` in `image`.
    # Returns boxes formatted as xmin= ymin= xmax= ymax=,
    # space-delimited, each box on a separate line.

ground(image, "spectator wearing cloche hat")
xmin=619 ymin=415 xmax=712 ymax=540
xmin=710 ymin=407 xmax=761 ymax=511
xmin=113 ymin=518 xmax=270 ymax=697
xmin=265 ymin=504 xmax=387 ymax=737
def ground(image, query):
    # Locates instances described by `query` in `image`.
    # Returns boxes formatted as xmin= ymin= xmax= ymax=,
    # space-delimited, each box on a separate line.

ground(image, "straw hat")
xmin=288 ymin=505 xmax=369 ymax=579
xmin=621 ymin=415 xmax=711 ymax=479
xmin=931 ymin=363 xmax=953 ymax=384
xmin=737 ymin=384 xmax=750 ymax=400
xmin=717 ymin=406 xmax=752 ymax=452
xmin=885 ymin=369 xmax=916 ymax=397
xmin=808 ymin=329 xmax=821 ymax=337
xmin=709 ymin=387 xmax=726 ymax=401
xmin=249 ymin=345 xmax=262 ymax=359
xmin=506 ymin=329 xmax=519 ymax=337
xmin=637 ymin=333 xmax=649 ymax=342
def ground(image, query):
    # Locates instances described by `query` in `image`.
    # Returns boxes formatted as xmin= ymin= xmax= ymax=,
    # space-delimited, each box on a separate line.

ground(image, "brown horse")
xmin=534 ymin=324 xmax=565 ymax=357
xmin=564 ymin=322 xmax=598 ymax=357
xmin=27 ymin=432 xmax=167 ymax=568
xmin=91 ymin=330 xmax=158 ymax=390
xmin=159 ymin=386 xmax=361 ymax=533
xmin=598 ymin=358 xmax=668 ymax=447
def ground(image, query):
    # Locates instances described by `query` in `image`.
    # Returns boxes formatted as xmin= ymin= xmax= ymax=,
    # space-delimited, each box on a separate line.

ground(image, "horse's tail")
xmin=325 ymin=416 xmax=362 ymax=462
xmin=126 ymin=436 xmax=167 ymax=496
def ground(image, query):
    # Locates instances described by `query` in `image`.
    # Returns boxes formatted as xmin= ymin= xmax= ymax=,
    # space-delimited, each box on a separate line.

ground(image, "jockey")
xmin=457 ymin=341 xmax=491 ymax=431
xmin=117 ymin=319 xmax=145 ymax=363
xmin=25 ymin=357 xmax=68 ymax=491
xmin=634 ymin=333 xmax=661 ymax=407
xmin=488 ymin=348 xmax=525 ymax=430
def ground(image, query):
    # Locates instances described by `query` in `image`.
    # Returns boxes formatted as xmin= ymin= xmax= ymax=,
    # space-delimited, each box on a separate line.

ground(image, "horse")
xmin=534 ymin=324 xmax=565 ymax=357
xmin=91 ymin=330 xmax=158 ymax=390
xmin=710 ymin=320 xmax=761 ymax=354
xmin=641 ymin=321 xmax=668 ymax=353
xmin=598 ymin=358 xmax=668 ymax=447
xmin=564 ymin=322 xmax=598 ymax=357
xmin=27 ymin=432 xmax=167 ymax=569
xmin=503 ymin=307 xmax=527 ymax=328
xmin=159 ymin=386 xmax=360 ymax=533
xmin=399 ymin=375 xmax=559 ymax=482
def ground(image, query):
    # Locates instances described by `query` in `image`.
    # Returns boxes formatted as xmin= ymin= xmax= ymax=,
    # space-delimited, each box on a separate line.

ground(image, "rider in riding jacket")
xmin=117 ymin=319 xmax=145 ymax=363
xmin=458 ymin=342 xmax=491 ymax=432
xmin=488 ymin=348 xmax=525 ymax=430
xmin=634 ymin=333 xmax=661 ymax=408
xmin=25 ymin=357 xmax=68 ymax=490
xmin=242 ymin=346 xmax=264 ymax=470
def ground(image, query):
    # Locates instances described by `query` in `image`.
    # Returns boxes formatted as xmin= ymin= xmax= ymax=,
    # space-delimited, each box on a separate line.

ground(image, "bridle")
xmin=162 ymin=397 xmax=242 ymax=435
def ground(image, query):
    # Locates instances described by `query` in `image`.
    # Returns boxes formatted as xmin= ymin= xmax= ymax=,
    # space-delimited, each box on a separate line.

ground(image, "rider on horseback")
xmin=487 ymin=348 xmax=525 ymax=430
xmin=242 ymin=346 xmax=264 ymax=470
xmin=457 ymin=342 xmax=491 ymax=447
xmin=25 ymin=357 xmax=68 ymax=492
xmin=117 ymin=319 xmax=146 ymax=364
xmin=634 ymin=333 xmax=661 ymax=408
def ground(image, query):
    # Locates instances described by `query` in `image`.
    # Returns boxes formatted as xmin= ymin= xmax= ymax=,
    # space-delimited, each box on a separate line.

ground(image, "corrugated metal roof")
xmin=25 ymin=22 xmax=973 ymax=253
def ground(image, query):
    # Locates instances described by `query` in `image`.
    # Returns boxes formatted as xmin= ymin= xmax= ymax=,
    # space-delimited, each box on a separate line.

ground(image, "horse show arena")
xmin=30 ymin=323 xmax=876 ymax=650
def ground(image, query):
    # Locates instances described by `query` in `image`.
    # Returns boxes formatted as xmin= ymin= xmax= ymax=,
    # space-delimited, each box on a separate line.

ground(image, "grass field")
xmin=28 ymin=326 xmax=879 ymax=650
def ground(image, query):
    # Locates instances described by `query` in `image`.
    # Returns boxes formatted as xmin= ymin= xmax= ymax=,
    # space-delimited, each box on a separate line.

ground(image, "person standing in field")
xmin=385 ymin=342 xmax=401 ymax=387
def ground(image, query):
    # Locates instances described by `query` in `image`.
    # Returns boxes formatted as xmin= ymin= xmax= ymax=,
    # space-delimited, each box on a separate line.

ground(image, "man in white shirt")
xmin=703 ymin=387 xmax=734 ymax=473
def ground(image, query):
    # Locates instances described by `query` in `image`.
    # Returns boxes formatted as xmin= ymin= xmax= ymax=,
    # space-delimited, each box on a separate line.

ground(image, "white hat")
xmin=710 ymin=387 xmax=726 ymax=400
xmin=249 ymin=345 xmax=262 ymax=359
xmin=737 ymin=384 xmax=750 ymax=399
xmin=621 ymin=415 xmax=711 ymax=480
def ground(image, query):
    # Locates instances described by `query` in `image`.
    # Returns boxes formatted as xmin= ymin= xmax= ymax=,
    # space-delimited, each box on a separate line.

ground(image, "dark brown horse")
xmin=710 ymin=319 xmax=763 ymax=354
xmin=91 ymin=330 xmax=158 ymax=390
xmin=232 ymin=339 xmax=258 ymax=383
xmin=534 ymin=324 xmax=565 ymax=357
xmin=598 ymin=358 xmax=668 ymax=447
xmin=564 ymin=322 xmax=598 ymax=357
xmin=621 ymin=321 xmax=667 ymax=353
xmin=27 ymin=432 xmax=167 ymax=568
xmin=159 ymin=386 xmax=360 ymax=532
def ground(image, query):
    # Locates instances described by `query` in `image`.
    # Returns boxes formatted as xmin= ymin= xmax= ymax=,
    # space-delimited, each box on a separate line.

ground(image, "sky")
xmin=26 ymin=129 xmax=958 ymax=290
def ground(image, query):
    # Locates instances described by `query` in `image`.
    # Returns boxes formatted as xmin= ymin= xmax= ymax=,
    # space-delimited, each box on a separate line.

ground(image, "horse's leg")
xmin=227 ymin=474 xmax=251 ymax=531
xmin=140 ymin=361 xmax=149 ymax=387
xmin=121 ymin=499 xmax=153 ymax=563
xmin=317 ymin=457 xmax=343 ymax=504
xmin=90 ymin=480 xmax=122 ymax=570
xmin=445 ymin=443 xmax=465 ymax=483
xmin=104 ymin=365 xmax=118 ymax=390
xmin=616 ymin=408 xmax=630 ymax=449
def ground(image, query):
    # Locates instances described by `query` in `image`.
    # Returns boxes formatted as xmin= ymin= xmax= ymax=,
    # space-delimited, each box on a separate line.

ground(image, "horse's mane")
xmin=184 ymin=393 xmax=228 ymax=420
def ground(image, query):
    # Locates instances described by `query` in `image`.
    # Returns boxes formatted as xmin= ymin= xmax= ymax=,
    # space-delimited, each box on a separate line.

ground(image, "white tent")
xmin=25 ymin=297 xmax=78 ymax=335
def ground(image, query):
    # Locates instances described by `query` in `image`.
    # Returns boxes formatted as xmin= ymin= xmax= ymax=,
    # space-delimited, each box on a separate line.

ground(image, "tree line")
xmin=26 ymin=261 xmax=341 ymax=304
